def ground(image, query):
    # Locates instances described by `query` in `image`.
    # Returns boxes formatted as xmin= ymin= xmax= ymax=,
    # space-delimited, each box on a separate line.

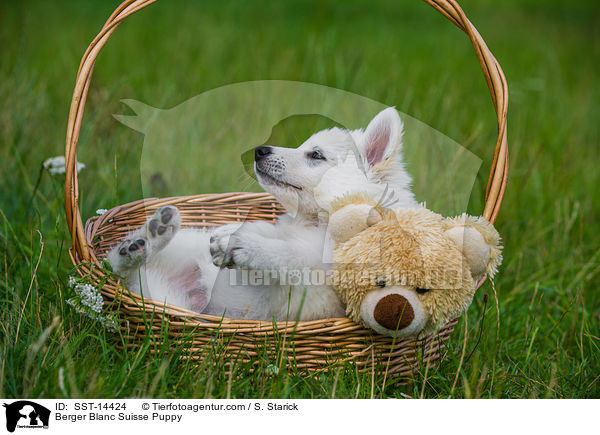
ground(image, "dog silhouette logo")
xmin=2 ymin=401 xmax=50 ymax=432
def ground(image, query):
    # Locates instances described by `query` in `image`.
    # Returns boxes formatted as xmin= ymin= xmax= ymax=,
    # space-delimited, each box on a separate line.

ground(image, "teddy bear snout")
xmin=373 ymin=294 xmax=415 ymax=330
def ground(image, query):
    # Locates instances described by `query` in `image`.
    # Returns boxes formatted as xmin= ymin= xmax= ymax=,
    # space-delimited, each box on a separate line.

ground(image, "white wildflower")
xmin=43 ymin=156 xmax=85 ymax=175
xmin=74 ymin=283 xmax=104 ymax=313
xmin=96 ymin=209 xmax=108 ymax=215
xmin=66 ymin=276 xmax=116 ymax=331
xmin=101 ymin=316 xmax=118 ymax=333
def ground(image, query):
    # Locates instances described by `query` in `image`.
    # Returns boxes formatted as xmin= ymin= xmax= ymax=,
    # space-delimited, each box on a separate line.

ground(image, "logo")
xmin=2 ymin=401 xmax=50 ymax=433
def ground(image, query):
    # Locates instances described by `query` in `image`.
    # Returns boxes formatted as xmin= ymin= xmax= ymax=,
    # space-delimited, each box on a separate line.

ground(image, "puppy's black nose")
xmin=255 ymin=146 xmax=272 ymax=161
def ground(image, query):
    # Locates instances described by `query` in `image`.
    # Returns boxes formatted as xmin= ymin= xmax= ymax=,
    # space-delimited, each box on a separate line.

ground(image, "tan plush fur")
xmin=328 ymin=194 xmax=503 ymax=337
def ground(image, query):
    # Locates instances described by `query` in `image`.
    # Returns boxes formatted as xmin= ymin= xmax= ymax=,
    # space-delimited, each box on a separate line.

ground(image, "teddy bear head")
xmin=328 ymin=195 xmax=502 ymax=338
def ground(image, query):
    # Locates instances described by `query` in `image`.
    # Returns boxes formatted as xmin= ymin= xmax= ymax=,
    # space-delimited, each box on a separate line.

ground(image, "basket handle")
xmin=65 ymin=0 xmax=508 ymax=262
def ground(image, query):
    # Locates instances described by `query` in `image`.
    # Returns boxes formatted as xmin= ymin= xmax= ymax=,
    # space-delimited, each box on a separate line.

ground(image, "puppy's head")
xmin=254 ymin=107 xmax=413 ymax=219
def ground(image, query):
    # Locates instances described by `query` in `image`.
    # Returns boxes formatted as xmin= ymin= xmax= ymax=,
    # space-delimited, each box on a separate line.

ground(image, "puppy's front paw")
xmin=209 ymin=223 xmax=242 ymax=268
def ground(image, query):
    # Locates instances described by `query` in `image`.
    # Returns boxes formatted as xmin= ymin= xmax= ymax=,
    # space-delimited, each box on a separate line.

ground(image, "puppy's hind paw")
xmin=146 ymin=205 xmax=181 ymax=249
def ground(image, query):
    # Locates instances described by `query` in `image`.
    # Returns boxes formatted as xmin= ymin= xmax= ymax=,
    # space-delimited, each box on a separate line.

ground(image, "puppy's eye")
xmin=376 ymin=279 xmax=386 ymax=288
xmin=310 ymin=150 xmax=326 ymax=160
xmin=416 ymin=287 xmax=430 ymax=295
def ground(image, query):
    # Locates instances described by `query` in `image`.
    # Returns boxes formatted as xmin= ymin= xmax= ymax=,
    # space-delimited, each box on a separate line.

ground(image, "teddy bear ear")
xmin=443 ymin=215 xmax=503 ymax=279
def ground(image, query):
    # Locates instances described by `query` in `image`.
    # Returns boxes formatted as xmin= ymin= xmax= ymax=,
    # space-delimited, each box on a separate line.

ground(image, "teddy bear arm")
xmin=328 ymin=204 xmax=382 ymax=244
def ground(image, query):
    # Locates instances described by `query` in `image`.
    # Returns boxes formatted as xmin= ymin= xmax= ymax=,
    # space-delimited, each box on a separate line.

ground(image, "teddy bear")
xmin=324 ymin=193 xmax=502 ymax=338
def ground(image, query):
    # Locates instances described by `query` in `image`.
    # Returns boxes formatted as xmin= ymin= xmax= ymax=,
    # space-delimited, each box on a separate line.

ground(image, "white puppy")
xmin=107 ymin=107 xmax=418 ymax=321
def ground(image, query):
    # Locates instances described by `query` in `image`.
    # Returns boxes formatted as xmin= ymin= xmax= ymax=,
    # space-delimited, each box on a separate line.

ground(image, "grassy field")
xmin=1 ymin=0 xmax=599 ymax=398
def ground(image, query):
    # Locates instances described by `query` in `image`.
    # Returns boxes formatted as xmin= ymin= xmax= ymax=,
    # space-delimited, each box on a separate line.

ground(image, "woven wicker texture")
xmin=64 ymin=0 xmax=508 ymax=380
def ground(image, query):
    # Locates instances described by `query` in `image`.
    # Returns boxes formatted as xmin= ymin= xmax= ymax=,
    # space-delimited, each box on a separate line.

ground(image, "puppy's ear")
xmin=444 ymin=215 xmax=503 ymax=279
xmin=362 ymin=107 xmax=403 ymax=167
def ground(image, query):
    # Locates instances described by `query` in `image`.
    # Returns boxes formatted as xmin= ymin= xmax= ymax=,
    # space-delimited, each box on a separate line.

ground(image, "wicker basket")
xmin=64 ymin=0 xmax=508 ymax=381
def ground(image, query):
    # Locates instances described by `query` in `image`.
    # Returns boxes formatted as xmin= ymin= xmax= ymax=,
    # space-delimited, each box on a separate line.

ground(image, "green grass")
xmin=1 ymin=0 xmax=599 ymax=398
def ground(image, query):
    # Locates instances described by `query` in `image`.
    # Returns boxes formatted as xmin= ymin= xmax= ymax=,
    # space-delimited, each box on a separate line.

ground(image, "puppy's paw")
xmin=146 ymin=205 xmax=181 ymax=249
xmin=116 ymin=237 xmax=149 ymax=268
xmin=209 ymin=223 xmax=242 ymax=268
xmin=211 ymin=230 xmax=272 ymax=270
